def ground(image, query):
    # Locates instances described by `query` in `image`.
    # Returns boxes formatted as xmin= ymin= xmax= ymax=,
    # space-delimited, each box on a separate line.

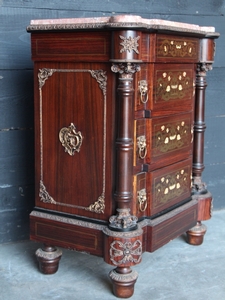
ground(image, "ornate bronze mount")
xmin=111 ymin=62 xmax=141 ymax=78
xmin=192 ymin=176 xmax=208 ymax=195
xmin=59 ymin=123 xmax=83 ymax=156
xmin=109 ymin=209 xmax=138 ymax=231
xmin=137 ymin=135 xmax=147 ymax=159
xmin=138 ymin=80 xmax=148 ymax=103
xmin=137 ymin=188 xmax=147 ymax=212
xmin=119 ymin=35 xmax=140 ymax=54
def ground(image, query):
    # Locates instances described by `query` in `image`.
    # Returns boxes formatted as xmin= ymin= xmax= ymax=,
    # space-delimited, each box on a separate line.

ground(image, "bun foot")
xmin=186 ymin=221 xmax=207 ymax=245
xmin=109 ymin=267 xmax=138 ymax=298
xmin=35 ymin=245 xmax=62 ymax=274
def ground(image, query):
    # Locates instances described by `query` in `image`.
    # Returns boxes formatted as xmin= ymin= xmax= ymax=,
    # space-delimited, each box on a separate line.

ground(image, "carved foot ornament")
xmin=36 ymin=245 xmax=62 ymax=274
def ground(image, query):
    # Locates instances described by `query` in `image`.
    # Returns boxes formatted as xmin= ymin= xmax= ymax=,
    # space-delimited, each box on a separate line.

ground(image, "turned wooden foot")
xmin=186 ymin=221 xmax=207 ymax=245
xmin=109 ymin=267 xmax=138 ymax=298
xmin=35 ymin=244 xmax=62 ymax=274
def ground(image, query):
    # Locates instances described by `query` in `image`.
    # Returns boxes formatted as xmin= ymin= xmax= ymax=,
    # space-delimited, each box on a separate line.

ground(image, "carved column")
xmin=109 ymin=62 xmax=140 ymax=231
xmin=187 ymin=38 xmax=215 ymax=245
xmin=192 ymin=62 xmax=212 ymax=194
xmin=103 ymin=30 xmax=143 ymax=298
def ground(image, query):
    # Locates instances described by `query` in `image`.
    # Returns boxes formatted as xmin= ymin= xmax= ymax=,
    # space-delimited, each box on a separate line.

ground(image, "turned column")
xmin=109 ymin=61 xmax=140 ymax=231
xmin=104 ymin=30 xmax=143 ymax=299
xmin=187 ymin=38 xmax=215 ymax=245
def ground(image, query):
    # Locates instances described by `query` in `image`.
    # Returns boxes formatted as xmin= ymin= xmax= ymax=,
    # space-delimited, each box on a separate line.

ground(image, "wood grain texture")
xmin=1 ymin=0 xmax=224 ymax=244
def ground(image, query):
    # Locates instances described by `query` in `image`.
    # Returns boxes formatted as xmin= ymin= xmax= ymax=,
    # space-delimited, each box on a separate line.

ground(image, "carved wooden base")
xmin=36 ymin=245 xmax=62 ymax=274
xmin=109 ymin=267 xmax=138 ymax=298
xmin=186 ymin=221 xmax=207 ymax=245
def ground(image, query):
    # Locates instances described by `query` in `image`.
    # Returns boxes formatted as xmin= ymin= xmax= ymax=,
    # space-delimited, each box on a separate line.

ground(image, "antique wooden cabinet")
xmin=27 ymin=15 xmax=219 ymax=298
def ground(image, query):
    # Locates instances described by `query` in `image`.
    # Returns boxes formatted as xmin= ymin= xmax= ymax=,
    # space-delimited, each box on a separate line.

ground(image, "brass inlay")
xmin=119 ymin=35 xmax=140 ymax=54
xmin=154 ymin=120 xmax=190 ymax=155
xmin=157 ymin=70 xmax=191 ymax=101
xmin=154 ymin=166 xmax=190 ymax=207
xmin=137 ymin=188 xmax=147 ymax=212
xmin=157 ymin=38 xmax=197 ymax=58
xmin=110 ymin=240 xmax=142 ymax=266
xmin=138 ymin=80 xmax=148 ymax=103
xmin=59 ymin=123 xmax=83 ymax=156
xmin=38 ymin=68 xmax=107 ymax=213
xmin=137 ymin=135 xmax=147 ymax=159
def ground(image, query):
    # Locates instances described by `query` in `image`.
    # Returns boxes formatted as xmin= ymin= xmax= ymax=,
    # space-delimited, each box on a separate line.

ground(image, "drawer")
xmin=134 ymin=113 xmax=193 ymax=169
xmin=135 ymin=64 xmax=195 ymax=116
xmin=155 ymin=34 xmax=199 ymax=63
xmin=147 ymin=158 xmax=192 ymax=216
xmin=31 ymin=31 xmax=111 ymax=62
xmin=133 ymin=158 xmax=192 ymax=218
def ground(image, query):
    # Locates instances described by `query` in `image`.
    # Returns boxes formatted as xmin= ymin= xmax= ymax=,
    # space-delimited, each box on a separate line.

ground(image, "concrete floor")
xmin=0 ymin=210 xmax=224 ymax=300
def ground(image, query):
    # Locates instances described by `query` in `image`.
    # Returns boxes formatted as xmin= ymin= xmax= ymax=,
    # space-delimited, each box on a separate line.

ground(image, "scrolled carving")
xmin=197 ymin=62 xmax=213 ymax=75
xmin=59 ymin=123 xmax=83 ymax=156
xmin=111 ymin=62 xmax=141 ymax=78
xmin=109 ymin=209 xmax=138 ymax=230
xmin=39 ymin=180 xmax=56 ymax=204
xmin=89 ymin=70 xmax=107 ymax=96
xmin=85 ymin=195 xmax=105 ymax=214
xmin=38 ymin=68 xmax=56 ymax=88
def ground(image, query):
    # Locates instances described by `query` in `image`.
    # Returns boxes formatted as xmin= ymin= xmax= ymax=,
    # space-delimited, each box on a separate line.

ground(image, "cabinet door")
xmin=34 ymin=63 xmax=115 ymax=221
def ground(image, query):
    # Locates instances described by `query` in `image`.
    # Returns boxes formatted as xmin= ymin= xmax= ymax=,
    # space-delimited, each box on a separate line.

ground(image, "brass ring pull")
xmin=137 ymin=189 xmax=147 ymax=212
xmin=137 ymin=135 xmax=147 ymax=159
xmin=138 ymin=80 xmax=148 ymax=104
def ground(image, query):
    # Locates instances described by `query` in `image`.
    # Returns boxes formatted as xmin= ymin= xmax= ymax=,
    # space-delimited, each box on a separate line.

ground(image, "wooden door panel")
xmin=35 ymin=63 xmax=115 ymax=220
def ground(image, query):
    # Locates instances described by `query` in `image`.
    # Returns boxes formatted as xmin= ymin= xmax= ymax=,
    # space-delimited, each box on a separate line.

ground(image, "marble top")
xmin=27 ymin=15 xmax=219 ymax=37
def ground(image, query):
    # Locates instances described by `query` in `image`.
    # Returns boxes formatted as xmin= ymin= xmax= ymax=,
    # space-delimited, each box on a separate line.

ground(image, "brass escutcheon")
xmin=137 ymin=135 xmax=147 ymax=159
xmin=59 ymin=123 xmax=83 ymax=156
xmin=137 ymin=188 xmax=147 ymax=212
xmin=138 ymin=80 xmax=148 ymax=103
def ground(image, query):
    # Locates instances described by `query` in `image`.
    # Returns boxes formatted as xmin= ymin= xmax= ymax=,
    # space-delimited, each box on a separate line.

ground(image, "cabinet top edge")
xmin=27 ymin=15 xmax=219 ymax=38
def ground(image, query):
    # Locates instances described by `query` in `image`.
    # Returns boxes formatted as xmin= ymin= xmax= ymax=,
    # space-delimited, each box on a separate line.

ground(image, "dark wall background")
xmin=0 ymin=0 xmax=224 ymax=243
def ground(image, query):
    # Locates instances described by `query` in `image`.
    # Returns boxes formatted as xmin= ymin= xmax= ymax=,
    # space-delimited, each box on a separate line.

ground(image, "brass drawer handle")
xmin=59 ymin=123 xmax=83 ymax=156
xmin=137 ymin=188 xmax=147 ymax=212
xmin=138 ymin=80 xmax=148 ymax=103
xmin=137 ymin=135 xmax=147 ymax=159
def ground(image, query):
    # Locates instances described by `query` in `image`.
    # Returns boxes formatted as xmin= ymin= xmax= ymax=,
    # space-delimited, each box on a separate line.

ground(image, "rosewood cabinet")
xmin=27 ymin=15 xmax=219 ymax=298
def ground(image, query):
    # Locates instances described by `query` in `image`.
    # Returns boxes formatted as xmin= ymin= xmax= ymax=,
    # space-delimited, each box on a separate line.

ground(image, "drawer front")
xmin=147 ymin=158 xmax=192 ymax=216
xmin=150 ymin=112 xmax=193 ymax=164
xmin=135 ymin=64 xmax=195 ymax=116
xmin=155 ymin=35 xmax=199 ymax=63
xmin=31 ymin=31 xmax=111 ymax=62
xmin=151 ymin=64 xmax=195 ymax=115
xmin=134 ymin=113 xmax=193 ymax=168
